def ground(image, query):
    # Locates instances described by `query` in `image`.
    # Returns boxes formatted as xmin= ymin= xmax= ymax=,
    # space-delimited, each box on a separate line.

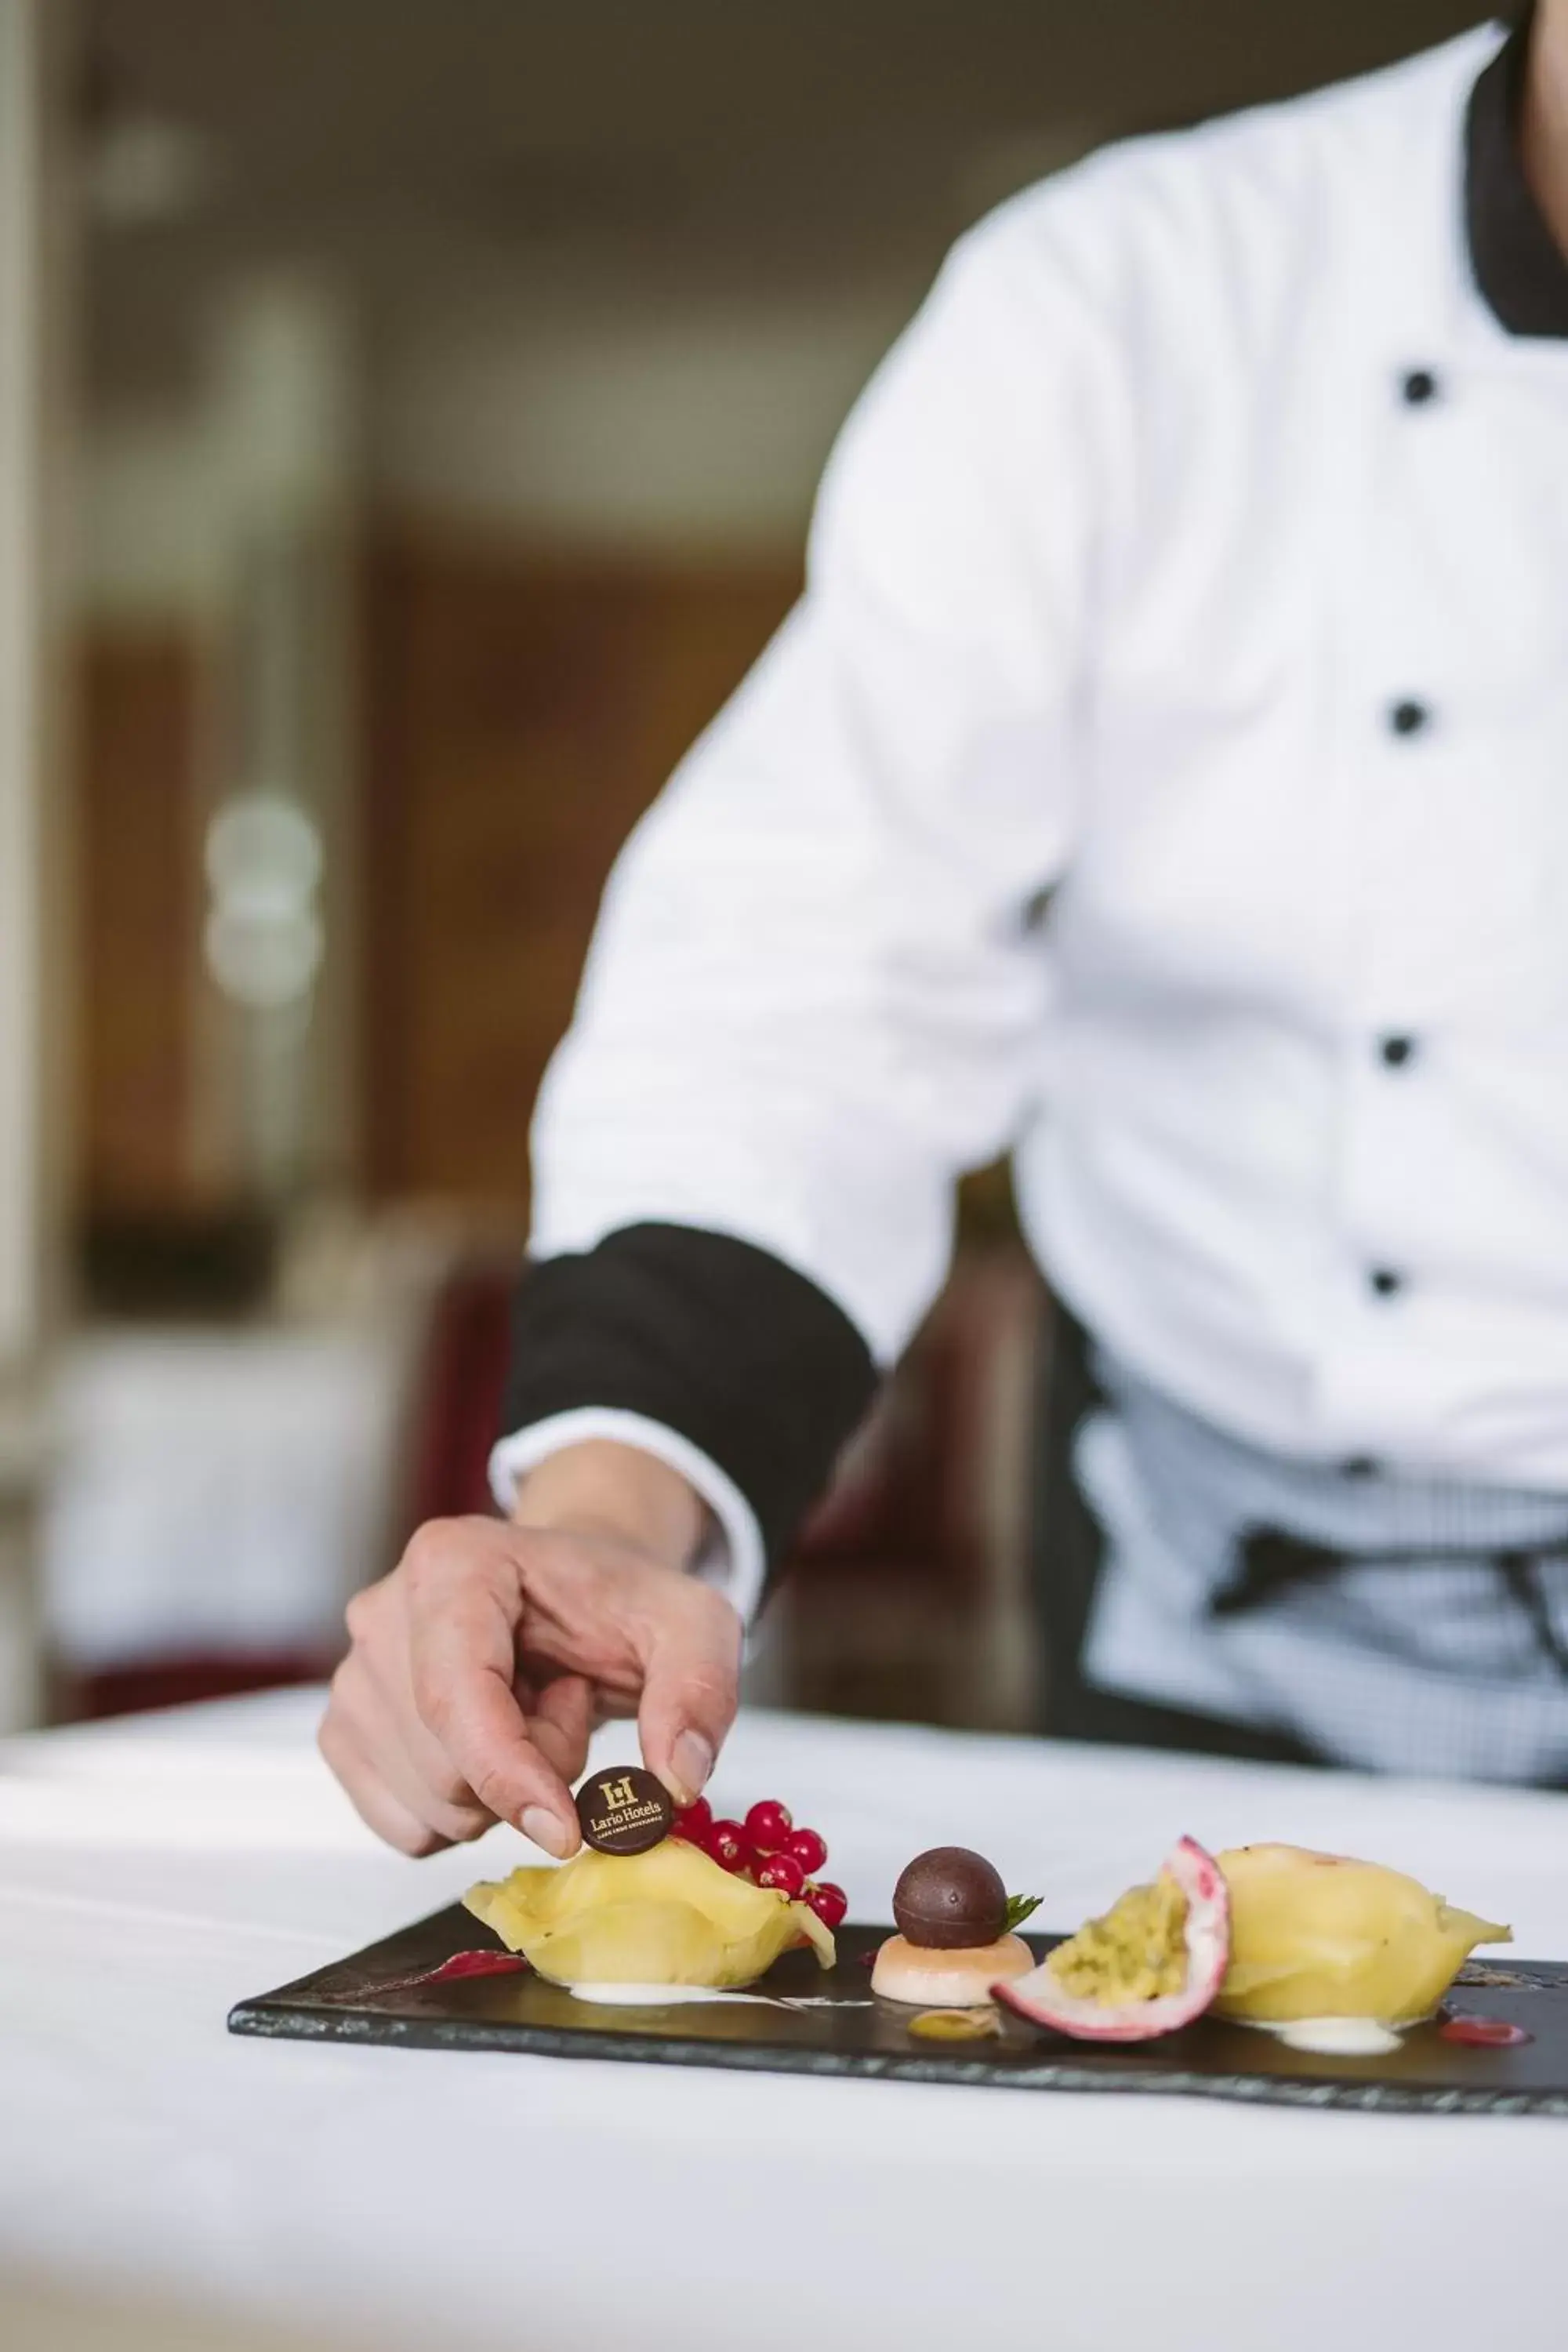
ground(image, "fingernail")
xmin=670 ymin=1730 xmax=714 ymax=1806
xmin=521 ymin=1805 xmax=572 ymax=1858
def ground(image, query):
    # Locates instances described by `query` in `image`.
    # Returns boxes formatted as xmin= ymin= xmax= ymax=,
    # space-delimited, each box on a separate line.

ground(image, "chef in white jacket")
xmin=324 ymin=8 xmax=1568 ymax=1857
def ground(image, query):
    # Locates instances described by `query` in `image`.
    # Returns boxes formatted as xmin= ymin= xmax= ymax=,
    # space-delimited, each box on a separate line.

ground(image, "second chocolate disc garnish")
xmin=575 ymin=1765 xmax=675 ymax=1857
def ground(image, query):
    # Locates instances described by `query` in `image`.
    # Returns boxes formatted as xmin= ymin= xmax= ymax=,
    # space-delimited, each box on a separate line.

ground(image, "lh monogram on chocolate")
xmin=575 ymin=1764 xmax=674 ymax=1856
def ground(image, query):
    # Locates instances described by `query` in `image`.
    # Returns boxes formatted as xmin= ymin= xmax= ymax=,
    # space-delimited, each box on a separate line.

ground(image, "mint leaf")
xmin=1004 ymin=1893 xmax=1043 ymax=1934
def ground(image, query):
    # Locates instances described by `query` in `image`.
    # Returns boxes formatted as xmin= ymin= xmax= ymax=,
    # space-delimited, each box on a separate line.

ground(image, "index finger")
xmin=405 ymin=1556 xmax=580 ymax=1857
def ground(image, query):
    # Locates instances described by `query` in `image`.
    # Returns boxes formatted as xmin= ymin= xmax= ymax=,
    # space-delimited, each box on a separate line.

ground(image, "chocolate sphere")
xmin=892 ymin=1846 xmax=1007 ymax=1950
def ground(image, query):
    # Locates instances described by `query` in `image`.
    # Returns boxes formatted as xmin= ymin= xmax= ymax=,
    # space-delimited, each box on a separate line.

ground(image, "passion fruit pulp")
xmin=1045 ymin=1870 xmax=1191 ymax=2006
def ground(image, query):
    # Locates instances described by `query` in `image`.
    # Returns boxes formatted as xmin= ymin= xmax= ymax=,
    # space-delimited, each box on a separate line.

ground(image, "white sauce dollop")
xmin=1269 ymin=2016 xmax=1403 ymax=2056
xmin=567 ymin=1983 xmax=786 ymax=2007
xmin=565 ymin=1983 xmax=873 ymax=2012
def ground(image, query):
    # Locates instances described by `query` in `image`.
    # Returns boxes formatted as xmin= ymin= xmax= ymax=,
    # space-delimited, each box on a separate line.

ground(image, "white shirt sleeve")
xmin=526 ymin=197 xmax=1111 ymax=1371
xmin=488 ymin=1410 xmax=766 ymax=1624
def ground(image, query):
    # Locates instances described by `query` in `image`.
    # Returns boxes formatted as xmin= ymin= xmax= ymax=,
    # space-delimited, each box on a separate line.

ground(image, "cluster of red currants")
xmin=671 ymin=1795 xmax=848 ymax=1929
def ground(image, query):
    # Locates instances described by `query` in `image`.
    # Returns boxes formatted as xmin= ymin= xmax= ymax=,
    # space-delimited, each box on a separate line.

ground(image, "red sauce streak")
xmin=379 ymin=1950 xmax=529 ymax=1994
xmin=1437 ymin=2014 xmax=1531 ymax=2049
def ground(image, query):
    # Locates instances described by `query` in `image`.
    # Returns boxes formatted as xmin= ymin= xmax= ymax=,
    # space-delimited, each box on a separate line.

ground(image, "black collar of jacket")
xmin=1466 ymin=6 xmax=1568 ymax=336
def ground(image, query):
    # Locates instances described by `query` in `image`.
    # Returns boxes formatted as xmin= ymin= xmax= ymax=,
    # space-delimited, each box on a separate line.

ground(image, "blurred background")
xmin=0 ymin=0 xmax=1484 ymax=1739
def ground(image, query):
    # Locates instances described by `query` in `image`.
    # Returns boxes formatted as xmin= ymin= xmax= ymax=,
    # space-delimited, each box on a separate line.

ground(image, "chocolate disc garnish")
xmin=575 ymin=1764 xmax=674 ymax=1857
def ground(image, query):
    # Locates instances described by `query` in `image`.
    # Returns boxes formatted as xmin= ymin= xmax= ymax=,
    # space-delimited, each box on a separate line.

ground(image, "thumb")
xmin=637 ymin=1581 xmax=742 ymax=1809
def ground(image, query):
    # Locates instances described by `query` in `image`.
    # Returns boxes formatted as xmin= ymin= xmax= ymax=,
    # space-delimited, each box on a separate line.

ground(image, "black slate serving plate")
xmin=229 ymin=1909 xmax=1568 ymax=2115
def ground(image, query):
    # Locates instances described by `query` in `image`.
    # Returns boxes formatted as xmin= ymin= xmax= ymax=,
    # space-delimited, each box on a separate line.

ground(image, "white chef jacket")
xmin=492 ymin=22 xmax=1568 ymax=1717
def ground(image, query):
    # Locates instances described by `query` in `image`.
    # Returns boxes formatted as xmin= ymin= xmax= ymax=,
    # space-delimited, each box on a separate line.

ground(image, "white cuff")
xmin=487 ymin=1407 xmax=768 ymax=1627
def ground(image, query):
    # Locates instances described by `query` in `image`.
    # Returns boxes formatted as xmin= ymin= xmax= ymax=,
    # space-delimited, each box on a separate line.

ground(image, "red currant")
xmin=744 ymin=1798 xmax=793 ymax=1853
xmin=706 ymin=1819 xmax=750 ymax=1873
xmin=805 ymin=1880 xmax=848 ymax=1929
xmin=673 ymin=1796 xmax=713 ymax=1842
xmin=783 ymin=1826 xmax=828 ymax=1875
xmin=756 ymin=1850 xmax=807 ymax=1898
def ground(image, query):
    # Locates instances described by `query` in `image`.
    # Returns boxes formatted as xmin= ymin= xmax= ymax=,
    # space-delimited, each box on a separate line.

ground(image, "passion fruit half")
xmin=995 ymin=1835 xmax=1229 ymax=2042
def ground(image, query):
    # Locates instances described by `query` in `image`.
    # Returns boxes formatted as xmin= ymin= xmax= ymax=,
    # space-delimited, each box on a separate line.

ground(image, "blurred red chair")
xmin=773 ymin=1243 xmax=1047 ymax=1728
xmin=392 ymin=1238 xmax=1047 ymax=1731
xmin=401 ymin=1258 xmax=517 ymax=1531
xmin=65 ymin=1239 xmax=1045 ymax=1730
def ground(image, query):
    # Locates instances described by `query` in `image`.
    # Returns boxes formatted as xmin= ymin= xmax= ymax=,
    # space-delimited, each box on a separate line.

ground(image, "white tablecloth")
xmin=42 ymin=1332 xmax=405 ymax=1670
xmin=2 ymin=1691 xmax=1566 ymax=2352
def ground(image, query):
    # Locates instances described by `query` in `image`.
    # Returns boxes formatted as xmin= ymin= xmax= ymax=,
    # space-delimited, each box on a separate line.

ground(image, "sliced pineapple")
xmin=1215 ymin=1844 xmax=1510 ymax=2025
xmin=464 ymin=1837 xmax=836 ymax=1989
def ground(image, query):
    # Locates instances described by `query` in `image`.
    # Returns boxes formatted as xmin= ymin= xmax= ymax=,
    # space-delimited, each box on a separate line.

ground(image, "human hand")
xmin=320 ymin=1448 xmax=741 ymax=1857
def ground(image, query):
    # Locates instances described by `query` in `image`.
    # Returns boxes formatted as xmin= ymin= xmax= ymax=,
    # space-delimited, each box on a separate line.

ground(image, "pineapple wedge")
xmin=1215 ymin=1843 xmax=1510 ymax=2026
xmin=464 ymin=1836 xmax=836 ymax=1989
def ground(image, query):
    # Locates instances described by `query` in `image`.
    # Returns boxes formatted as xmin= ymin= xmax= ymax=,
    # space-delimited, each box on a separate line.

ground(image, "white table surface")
xmin=2 ymin=1689 xmax=1566 ymax=2352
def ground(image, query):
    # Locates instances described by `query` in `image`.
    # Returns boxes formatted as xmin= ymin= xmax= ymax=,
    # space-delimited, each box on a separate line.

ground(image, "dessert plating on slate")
xmin=231 ymin=1748 xmax=1563 ymax=2111
xmin=456 ymin=1762 xmax=1525 ymax=2061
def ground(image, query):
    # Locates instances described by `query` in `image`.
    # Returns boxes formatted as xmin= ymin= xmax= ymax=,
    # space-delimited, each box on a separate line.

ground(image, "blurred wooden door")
xmin=361 ymin=529 xmax=798 ymax=1209
xmin=78 ymin=635 xmax=201 ymax=1212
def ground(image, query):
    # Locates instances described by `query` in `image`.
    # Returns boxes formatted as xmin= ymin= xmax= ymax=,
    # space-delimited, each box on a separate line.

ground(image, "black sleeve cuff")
xmin=499 ymin=1222 xmax=879 ymax=1577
